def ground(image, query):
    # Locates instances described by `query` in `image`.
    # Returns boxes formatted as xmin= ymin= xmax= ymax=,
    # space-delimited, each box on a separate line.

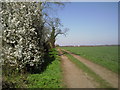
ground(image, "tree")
xmin=1 ymin=2 xmax=47 ymax=74
xmin=47 ymin=18 xmax=69 ymax=48
xmin=1 ymin=2 xmax=66 ymax=74
xmin=1 ymin=1 xmax=67 ymax=88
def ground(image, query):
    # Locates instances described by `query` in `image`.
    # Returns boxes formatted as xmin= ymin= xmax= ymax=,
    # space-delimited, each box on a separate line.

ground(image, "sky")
xmin=55 ymin=2 xmax=118 ymax=46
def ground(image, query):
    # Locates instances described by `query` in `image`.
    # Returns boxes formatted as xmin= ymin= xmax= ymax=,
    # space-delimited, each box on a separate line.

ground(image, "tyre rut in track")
xmin=62 ymin=49 xmax=118 ymax=88
xmin=58 ymin=49 xmax=98 ymax=88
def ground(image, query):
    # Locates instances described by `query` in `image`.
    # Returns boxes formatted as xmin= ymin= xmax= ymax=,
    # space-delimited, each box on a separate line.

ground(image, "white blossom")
xmin=2 ymin=2 xmax=46 ymax=72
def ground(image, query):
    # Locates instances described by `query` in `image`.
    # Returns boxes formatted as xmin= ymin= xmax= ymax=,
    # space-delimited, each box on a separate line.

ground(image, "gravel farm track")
xmin=58 ymin=49 xmax=118 ymax=88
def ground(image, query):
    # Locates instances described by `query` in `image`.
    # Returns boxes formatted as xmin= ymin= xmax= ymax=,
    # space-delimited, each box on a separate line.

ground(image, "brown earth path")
xmin=58 ymin=49 xmax=98 ymax=88
xmin=62 ymin=49 xmax=118 ymax=88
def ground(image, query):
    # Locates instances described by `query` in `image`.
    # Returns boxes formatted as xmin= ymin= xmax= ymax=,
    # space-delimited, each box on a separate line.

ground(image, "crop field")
xmin=61 ymin=46 xmax=118 ymax=73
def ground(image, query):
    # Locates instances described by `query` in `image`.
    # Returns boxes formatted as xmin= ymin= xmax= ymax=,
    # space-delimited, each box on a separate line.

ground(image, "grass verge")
xmin=3 ymin=74 xmax=28 ymax=88
xmin=3 ymin=48 xmax=63 ymax=88
xmin=63 ymin=51 xmax=113 ymax=88
xmin=27 ymin=54 xmax=63 ymax=88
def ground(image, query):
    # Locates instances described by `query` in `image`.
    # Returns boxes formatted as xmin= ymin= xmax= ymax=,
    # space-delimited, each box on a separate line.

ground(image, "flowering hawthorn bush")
xmin=1 ymin=2 xmax=47 ymax=74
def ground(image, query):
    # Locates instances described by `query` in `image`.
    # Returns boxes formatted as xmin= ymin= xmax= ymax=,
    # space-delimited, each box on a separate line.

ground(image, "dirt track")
xmin=58 ymin=49 xmax=98 ymax=88
xmin=62 ymin=49 xmax=118 ymax=88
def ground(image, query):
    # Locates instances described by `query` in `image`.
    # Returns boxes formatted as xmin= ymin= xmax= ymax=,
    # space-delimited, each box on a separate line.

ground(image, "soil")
xmin=58 ymin=49 xmax=98 ymax=88
xmin=62 ymin=49 xmax=118 ymax=88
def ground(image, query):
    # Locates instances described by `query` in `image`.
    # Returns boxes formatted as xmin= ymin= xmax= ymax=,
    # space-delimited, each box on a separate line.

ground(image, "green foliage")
xmin=27 ymin=55 xmax=63 ymax=88
xmin=64 ymin=51 xmax=112 ymax=88
xmin=49 ymin=48 xmax=58 ymax=57
xmin=61 ymin=46 xmax=118 ymax=73
xmin=3 ymin=73 xmax=28 ymax=88
xmin=1 ymin=2 xmax=65 ymax=88
xmin=3 ymin=49 xmax=63 ymax=88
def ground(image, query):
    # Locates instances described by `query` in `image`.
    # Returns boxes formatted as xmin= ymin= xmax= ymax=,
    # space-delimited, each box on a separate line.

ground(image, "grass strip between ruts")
xmin=61 ymin=46 xmax=118 ymax=73
xmin=63 ymin=50 xmax=113 ymax=88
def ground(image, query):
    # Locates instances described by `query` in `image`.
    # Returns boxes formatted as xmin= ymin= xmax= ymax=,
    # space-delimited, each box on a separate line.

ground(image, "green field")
xmin=61 ymin=46 xmax=118 ymax=73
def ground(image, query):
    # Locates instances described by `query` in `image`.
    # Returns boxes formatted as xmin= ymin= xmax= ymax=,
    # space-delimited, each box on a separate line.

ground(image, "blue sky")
xmin=55 ymin=2 xmax=118 ymax=46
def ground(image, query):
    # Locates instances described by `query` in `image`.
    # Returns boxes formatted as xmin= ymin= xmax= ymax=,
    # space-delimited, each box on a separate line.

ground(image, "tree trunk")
xmin=49 ymin=27 xmax=56 ymax=48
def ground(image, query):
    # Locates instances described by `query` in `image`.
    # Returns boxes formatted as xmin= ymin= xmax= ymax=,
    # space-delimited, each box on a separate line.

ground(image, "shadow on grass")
xmin=40 ymin=51 xmax=56 ymax=74
xmin=2 ymin=49 xmax=58 ymax=88
xmin=27 ymin=48 xmax=59 ymax=74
